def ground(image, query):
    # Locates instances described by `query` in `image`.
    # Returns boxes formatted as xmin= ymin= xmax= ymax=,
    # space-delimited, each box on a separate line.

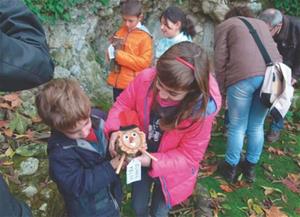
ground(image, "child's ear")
xmin=174 ymin=21 xmax=182 ymax=29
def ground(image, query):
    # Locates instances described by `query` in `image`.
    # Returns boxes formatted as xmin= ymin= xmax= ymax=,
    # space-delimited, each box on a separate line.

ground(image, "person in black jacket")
xmin=259 ymin=8 xmax=300 ymax=142
xmin=0 ymin=0 xmax=54 ymax=216
xmin=36 ymin=78 xmax=122 ymax=217
xmin=0 ymin=0 xmax=54 ymax=91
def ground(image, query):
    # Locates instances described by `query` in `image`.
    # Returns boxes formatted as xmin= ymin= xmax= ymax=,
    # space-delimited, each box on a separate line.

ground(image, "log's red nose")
xmin=129 ymin=137 xmax=134 ymax=143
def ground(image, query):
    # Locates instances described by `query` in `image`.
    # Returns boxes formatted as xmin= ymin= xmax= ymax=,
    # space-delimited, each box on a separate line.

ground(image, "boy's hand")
xmin=134 ymin=153 xmax=151 ymax=167
xmin=109 ymin=131 xmax=120 ymax=157
xmin=110 ymin=154 xmax=123 ymax=170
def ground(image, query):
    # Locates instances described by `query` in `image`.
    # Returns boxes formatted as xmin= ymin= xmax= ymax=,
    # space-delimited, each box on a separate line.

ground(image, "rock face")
xmin=13 ymin=1 xmax=264 ymax=216
xmin=44 ymin=0 xmax=221 ymax=105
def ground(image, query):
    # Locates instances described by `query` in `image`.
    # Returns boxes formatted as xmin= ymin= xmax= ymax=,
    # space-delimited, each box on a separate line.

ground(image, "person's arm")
xmin=0 ymin=174 xmax=32 ymax=217
xmin=49 ymin=150 xmax=119 ymax=196
xmin=115 ymin=33 xmax=153 ymax=72
xmin=148 ymin=116 xmax=215 ymax=177
xmin=291 ymin=44 xmax=300 ymax=83
xmin=0 ymin=0 xmax=54 ymax=91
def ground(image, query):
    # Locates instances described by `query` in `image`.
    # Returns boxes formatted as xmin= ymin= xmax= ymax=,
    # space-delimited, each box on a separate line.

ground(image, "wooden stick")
xmin=140 ymin=149 xmax=158 ymax=162
xmin=116 ymin=153 xmax=126 ymax=174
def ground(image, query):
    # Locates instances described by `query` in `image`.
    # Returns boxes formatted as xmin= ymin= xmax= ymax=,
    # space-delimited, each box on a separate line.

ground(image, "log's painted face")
xmin=120 ymin=129 xmax=143 ymax=149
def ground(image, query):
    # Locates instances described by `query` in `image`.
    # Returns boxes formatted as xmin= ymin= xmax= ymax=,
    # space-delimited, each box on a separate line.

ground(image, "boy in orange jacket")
xmin=107 ymin=0 xmax=153 ymax=101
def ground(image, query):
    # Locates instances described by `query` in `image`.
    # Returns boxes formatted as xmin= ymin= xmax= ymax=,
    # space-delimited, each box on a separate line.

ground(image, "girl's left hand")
xmin=134 ymin=153 xmax=151 ymax=167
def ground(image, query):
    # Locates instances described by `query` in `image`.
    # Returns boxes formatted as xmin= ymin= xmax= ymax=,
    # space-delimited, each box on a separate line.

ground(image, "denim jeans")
xmin=270 ymin=116 xmax=284 ymax=132
xmin=132 ymin=168 xmax=170 ymax=217
xmin=225 ymin=76 xmax=269 ymax=165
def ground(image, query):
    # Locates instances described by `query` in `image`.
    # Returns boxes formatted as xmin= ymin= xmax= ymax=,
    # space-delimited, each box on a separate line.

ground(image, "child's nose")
xmin=159 ymin=90 xmax=169 ymax=99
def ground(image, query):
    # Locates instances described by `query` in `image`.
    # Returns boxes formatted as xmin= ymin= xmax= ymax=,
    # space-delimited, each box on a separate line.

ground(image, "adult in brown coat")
xmin=214 ymin=6 xmax=282 ymax=183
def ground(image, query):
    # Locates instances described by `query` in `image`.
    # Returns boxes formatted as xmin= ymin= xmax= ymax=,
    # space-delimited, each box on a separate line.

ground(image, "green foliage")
xmin=272 ymin=0 xmax=300 ymax=16
xmin=23 ymin=0 xmax=109 ymax=23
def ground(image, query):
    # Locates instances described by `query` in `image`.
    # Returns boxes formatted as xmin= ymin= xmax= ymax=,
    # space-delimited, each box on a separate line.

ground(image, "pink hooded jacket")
xmin=104 ymin=68 xmax=221 ymax=207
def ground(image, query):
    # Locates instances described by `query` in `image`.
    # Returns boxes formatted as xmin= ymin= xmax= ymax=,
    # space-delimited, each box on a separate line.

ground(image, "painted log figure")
xmin=115 ymin=110 xmax=157 ymax=174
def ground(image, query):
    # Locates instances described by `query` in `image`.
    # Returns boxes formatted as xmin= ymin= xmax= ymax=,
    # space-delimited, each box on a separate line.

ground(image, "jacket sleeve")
xmin=214 ymin=23 xmax=229 ymax=95
xmin=292 ymin=44 xmax=300 ymax=80
xmin=0 ymin=174 xmax=32 ymax=217
xmin=104 ymin=71 xmax=141 ymax=136
xmin=0 ymin=0 xmax=54 ymax=91
xmin=115 ymin=34 xmax=153 ymax=72
xmin=149 ymin=116 xmax=215 ymax=177
xmin=49 ymin=150 xmax=119 ymax=197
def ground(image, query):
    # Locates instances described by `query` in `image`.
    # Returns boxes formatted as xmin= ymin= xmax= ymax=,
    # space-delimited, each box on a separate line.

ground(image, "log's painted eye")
xmin=131 ymin=131 xmax=137 ymax=137
xmin=123 ymin=134 xmax=129 ymax=141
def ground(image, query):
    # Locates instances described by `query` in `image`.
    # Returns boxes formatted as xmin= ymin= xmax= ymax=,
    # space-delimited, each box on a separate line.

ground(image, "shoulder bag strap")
xmin=239 ymin=17 xmax=273 ymax=66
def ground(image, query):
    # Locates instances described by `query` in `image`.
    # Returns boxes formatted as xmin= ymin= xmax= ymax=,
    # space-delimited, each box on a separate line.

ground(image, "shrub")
xmin=23 ymin=0 xmax=109 ymax=23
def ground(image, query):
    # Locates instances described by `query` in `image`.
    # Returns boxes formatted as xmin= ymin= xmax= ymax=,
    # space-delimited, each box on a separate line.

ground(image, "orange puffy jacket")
xmin=107 ymin=25 xmax=153 ymax=89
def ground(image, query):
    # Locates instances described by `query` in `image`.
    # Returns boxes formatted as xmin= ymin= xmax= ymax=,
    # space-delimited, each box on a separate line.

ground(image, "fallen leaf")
xmin=266 ymin=146 xmax=285 ymax=156
xmin=234 ymin=180 xmax=250 ymax=188
xmin=264 ymin=206 xmax=288 ymax=217
xmin=281 ymin=178 xmax=300 ymax=193
xmin=262 ymin=163 xmax=273 ymax=173
xmin=261 ymin=186 xmax=282 ymax=196
xmin=262 ymin=198 xmax=273 ymax=209
xmin=3 ymin=129 xmax=13 ymax=137
xmin=220 ymin=184 xmax=233 ymax=192
xmin=8 ymin=112 xmax=31 ymax=134
xmin=0 ymin=102 xmax=11 ymax=109
xmin=2 ymin=93 xmax=22 ymax=108
xmin=31 ymin=116 xmax=42 ymax=123
xmin=281 ymin=194 xmax=288 ymax=203
xmin=2 ymin=160 xmax=14 ymax=166
xmin=253 ymin=204 xmax=264 ymax=215
xmin=0 ymin=120 xmax=8 ymax=128
xmin=4 ymin=146 xmax=15 ymax=158
xmin=198 ymin=164 xmax=218 ymax=178
xmin=287 ymin=173 xmax=300 ymax=184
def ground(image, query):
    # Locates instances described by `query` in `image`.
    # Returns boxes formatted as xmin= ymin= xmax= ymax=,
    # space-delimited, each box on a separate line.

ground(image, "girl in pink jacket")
xmin=105 ymin=41 xmax=221 ymax=217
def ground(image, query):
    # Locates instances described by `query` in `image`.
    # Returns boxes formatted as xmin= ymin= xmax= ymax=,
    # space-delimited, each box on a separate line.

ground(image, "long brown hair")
xmin=155 ymin=41 xmax=210 ymax=130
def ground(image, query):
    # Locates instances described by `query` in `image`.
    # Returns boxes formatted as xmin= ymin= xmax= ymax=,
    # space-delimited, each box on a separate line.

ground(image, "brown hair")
xmin=120 ymin=0 xmax=143 ymax=17
xmin=224 ymin=6 xmax=255 ymax=20
xmin=155 ymin=41 xmax=210 ymax=130
xmin=35 ymin=78 xmax=91 ymax=131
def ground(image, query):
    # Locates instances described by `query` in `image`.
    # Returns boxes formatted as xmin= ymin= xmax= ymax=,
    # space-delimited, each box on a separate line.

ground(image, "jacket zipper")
xmin=108 ymin=187 xmax=119 ymax=210
xmin=161 ymin=177 xmax=172 ymax=209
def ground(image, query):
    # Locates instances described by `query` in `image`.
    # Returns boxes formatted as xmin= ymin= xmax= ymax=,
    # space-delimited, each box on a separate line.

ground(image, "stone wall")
xmin=45 ymin=0 xmax=232 ymax=105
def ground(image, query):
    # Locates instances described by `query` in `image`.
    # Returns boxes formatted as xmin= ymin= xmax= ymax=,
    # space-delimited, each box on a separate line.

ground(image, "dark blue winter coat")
xmin=47 ymin=115 xmax=122 ymax=217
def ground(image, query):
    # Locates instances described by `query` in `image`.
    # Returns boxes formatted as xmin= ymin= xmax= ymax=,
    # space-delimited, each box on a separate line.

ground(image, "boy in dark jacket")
xmin=35 ymin=78 xmax=122 ymax=217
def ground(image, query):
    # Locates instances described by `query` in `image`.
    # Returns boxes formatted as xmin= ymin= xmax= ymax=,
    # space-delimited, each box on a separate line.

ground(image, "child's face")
xmin=62 ymin=118 xmax=92 ymax=140
xmin=122 ymin=15 xmax=142 ymax=31
xmin=156 ymin=78 xmax=188 ymax=101
xmin=160 ymin=17 xmax=181 ymax=38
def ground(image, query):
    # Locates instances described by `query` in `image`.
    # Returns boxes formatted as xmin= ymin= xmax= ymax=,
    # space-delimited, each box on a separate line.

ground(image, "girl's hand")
xmin=134 ymin=153 xmax=151 ymax=167
xmin=109 ymin=131 xmax=120 ymax=157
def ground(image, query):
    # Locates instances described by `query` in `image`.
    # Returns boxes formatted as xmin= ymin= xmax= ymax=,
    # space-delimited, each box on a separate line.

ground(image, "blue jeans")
xmin=132 ymin=168 xmax=170 ymax=217
xmin=225 ymin=76 xmax=269 ymax=165
xmin=270 ymin=116 xmax=284 ymax=132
